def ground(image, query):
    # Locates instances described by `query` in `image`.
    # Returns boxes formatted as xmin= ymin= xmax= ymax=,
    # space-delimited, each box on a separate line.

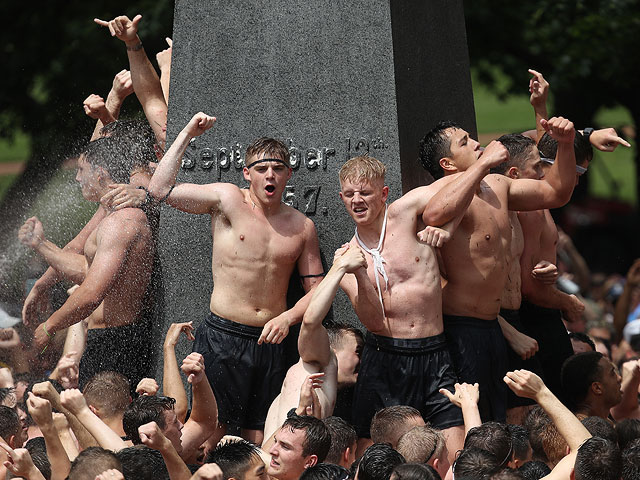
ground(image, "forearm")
xmin=188 ymin=379 xmax=218 ymax=427
xmin=63 ymin=410 xmax=98 ymax=449
xmin=160 ymin=445 xmax=191 ymax=480
xmin=40 ymin=424 xmax=71 ymax=480
xmin=541 ymin=142 xmax=576 ymax=207
xmin=533 ymin=105 xmax=548 ymax=142
xmin=34 ymin=240 xmax=87 ymax=284
xmin=163 ymin=346 xmax=188 ymax=422
xmin=33 ymin=267 xmax=61 ymax=291
xmin=521 ymin=280 xmax=572 ymax=312
xmin=460 ymin=402 xmax=482 ymax=436
xmin=614 ymin=286 xmax=634 ymax=340
xmin=160 ymin=67 xmax=170 ymax=103
xmin=90 ymin=92 xmax=125 ymax=141
xmin=148 ymin=129 xmax=192 ymax=199
xmin=304 ymin=263 xmax=347 ymax=325
xmin=535 ymin=388 xmax=590 ymax=451
xmin=75 ymin=409 xmax=127 ymax=451
xmin=612 ymin=374 xmax=640 ymax=419
xmin=46 ymin=295 xmax=101 ymax=335
xmin=57 ymin=428 xmax=79 ymax=461
xmin=423 ymin=163 xmax=487 ymax=226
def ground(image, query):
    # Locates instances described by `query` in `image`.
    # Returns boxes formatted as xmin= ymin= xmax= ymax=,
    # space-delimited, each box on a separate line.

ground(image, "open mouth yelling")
xmin=265 ymin=185 xmax=276 ymax=195
xmin=353 ymin=206 xmax=367 ymax=217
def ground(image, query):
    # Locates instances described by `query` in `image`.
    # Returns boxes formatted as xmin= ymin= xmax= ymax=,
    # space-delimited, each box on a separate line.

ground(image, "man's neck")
xmin=355 ymin=208 xmax=386 ymax=249
xmin=247 ymin=189 xmax=282 ymax=216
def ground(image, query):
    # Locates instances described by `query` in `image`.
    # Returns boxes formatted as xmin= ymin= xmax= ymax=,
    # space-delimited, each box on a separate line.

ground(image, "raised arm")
xmin=528 ymin=69 xmax=550 ymax=143
xmin=299 ymin=245 xmax=368 ymax=366
xmin=94 ymin=14 xmax=167 ymax=147
xmin=26 ymin=393 xmax=71 ymax=480
xmin=60 ymin=389 xmax=127 ymax=451
xmin=439 ymin=382 xmax=481 ymax=436
xmin=163 ymin=322 xmax=195 ymax=423
xmin=138 ymin=422 xmax=191 ymax=480
xmin=156 ymin=38 xmax=172 ymax=103
xmin=506 ymin=117 xmax=576 ymax=211
xmin=19 ymin=217 xmax=89 ymax=284
xmin=180 ymin=353 xmax=218 ymax=461
xmin=611 ymin=360 xmax=640 ymax=421
xmin=614 ymin=259 xmax=640 ymax=340
xmin=87 ymin=70 xmax=135 ymax=141
xmin=422 ymin=140 xmax=509 ymax=226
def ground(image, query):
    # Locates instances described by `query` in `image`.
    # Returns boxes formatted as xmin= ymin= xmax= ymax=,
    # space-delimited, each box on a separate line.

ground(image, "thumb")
xmin=188 ymin=374 xmax=195 ymax=384
xmin=132 ymin=14 xmax=142 ymax=27
xmin=166 ymin=37 xmax=173 ymax=47
xmin=438 ymin=388 xmax=454 ymax=401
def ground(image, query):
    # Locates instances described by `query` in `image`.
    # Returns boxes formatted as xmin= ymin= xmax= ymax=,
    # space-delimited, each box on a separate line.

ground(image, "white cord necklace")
xmin=355 ymin=204 xmax=389 ymax=319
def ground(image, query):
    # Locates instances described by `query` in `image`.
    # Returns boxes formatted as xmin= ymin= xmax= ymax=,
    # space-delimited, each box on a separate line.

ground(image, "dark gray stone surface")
xmin=158 ymin=0 xmax=476 ymax=365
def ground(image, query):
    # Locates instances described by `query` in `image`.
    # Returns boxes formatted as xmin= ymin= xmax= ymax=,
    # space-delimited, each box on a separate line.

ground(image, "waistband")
xmin=364 ymin=332 xmax=447 ymax=354
xmin=86 ymin=322 xmax=142 ymax=341
xmin=443 ymin=314 xmax=499 ymax=328
xmin=519 ymin=300 xmax=561 ymax=317
xmin=499 ymin=308 xmax=520 ymax=325
xmin=205 ymin=311 xmax=264 ymax=340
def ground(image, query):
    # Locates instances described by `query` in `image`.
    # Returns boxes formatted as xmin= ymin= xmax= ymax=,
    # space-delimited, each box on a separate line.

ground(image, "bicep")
xmin=507 ymin=178 xmax=556 ymax=212
xmin=166 ymin=182 xmax=226 ymax=215
xmin=64 ymin=207 xmax=107 ymax=253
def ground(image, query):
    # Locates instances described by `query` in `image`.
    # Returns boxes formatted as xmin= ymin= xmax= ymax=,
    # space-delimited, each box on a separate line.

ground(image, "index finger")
xmin=166 ymin=37 xmax=173 ymax=47
xmin=528 ymin=68 xmax=542 ymax=79
xmin=0 ymin=441 xmax=13 ymax=456
xmin=94 ymin=18 xmax=110 ymax=27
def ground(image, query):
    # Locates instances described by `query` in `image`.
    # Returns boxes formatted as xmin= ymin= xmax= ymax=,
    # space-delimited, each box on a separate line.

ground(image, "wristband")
xmin=126 ymin=42 xmax=144 ymax=52
xmin=583 ymin=127 xmax=594 ymax=141
xmin=42 ymin=322 xmax=54 ymax=338
xmin=137 ymin=186 xmax=150 ymax=207
xmin=159 ymin=184 xmax=175 ymax=204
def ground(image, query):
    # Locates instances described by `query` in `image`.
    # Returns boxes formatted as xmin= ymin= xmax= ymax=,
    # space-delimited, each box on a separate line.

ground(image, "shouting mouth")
xmin=265 ymin=185 xmax=276 ymax=195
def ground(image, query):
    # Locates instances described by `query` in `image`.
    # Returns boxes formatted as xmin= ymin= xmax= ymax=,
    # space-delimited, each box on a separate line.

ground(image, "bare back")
xmin=209 ymin=187 xmax=318 ymax=326
xmin=343 ymin=190 xmax=443 ymax=338
xmin=439 ymin=174 xmax=512 ymax=320
xmin=83 ymin=208 xmax=154 ymax=328
xmin=500 ymin=211 xmax=525 ymax=310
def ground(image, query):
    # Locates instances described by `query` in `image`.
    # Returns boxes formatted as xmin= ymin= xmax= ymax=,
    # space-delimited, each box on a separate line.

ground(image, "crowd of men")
xmin=0 ymin=11 xmax=638 ymax=480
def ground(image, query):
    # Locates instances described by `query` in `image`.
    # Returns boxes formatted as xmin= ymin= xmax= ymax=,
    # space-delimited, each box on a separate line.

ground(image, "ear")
xmin=432 ymin=457 xmax=439 ymax=469
xmin=381 ymin=185 xmax=389 ymax=202
xmin=592 ymin=381 xmax=604 ymax=396
xmin=286 ymin=167 xmax=293 ymax=181
xmin=304 ymin=454 xmax=318 ymax=469
xmin=8 ymin=435 xmax=16 ymax=449
xmin=507 ymin=166 xmax=519 ymax=179
xmin=88 ymin=404 xmax=99 ymax=416
xmin=243 ymin=166 xmax=251 ymax=182
xmin=439 ymin=157 xmax=456 ymax=174
xmin=342 ymin=447 xmax=351 ymax=466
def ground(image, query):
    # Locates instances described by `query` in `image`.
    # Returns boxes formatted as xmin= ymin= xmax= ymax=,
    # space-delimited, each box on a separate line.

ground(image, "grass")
xmin=0 ymin=132 xmax=30 ymax=164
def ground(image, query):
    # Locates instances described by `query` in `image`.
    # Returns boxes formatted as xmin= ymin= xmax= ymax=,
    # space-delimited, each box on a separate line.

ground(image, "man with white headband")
xmin=337 ymin=155 xmax=464 ymax=460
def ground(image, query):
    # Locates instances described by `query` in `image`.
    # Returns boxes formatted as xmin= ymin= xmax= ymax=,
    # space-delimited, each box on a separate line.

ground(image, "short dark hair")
xmin=418 ymin=121 xmax=461 ymax=180
xmin=282 ymin=414 xmax=332 ymax=462
xmin=117 ymin=445 xmax=170 ymax=480
xmin=299 ymin=463 xmax=350 ymax=480
xmin=68 ymin=446 xmax=122 ymax=480
xmin=561 ymin=352 xmax=604 ymax=411
xmin=616 ymin=419 xmax=640 ymax=450
xmin=491 ymin=134 xmax=536 ymax=175
xmin=490 ymin=469 xmax=525 ymax=480
xmin=518 ymin=460 xmax=551 ymax=480
xmin=581 ymin=417 xmax=617 ymax=444
xmin=569 ymin=332 xmax=596 ymax=352
xmin=464 ymin=422 xmax=513 ymax=468
xmin=322 ymin=416 xmax=357 ymax=465
xmin=390 ymin=462 xmax=440 ymax=480
xmin=452 ymin=447 xmax=500 ymax=478
xmin=574 ymin=437 xmax=622 ymax=480
xmin=82 ymin=136 xmax=133 ymax=184
xmin=123 ymin=395 xmax=176 ymax=445
xmin=100 ymin=119 xmax=157 ymax=168
xmin=83 ymin=371 xmax=131 ymax=418
xmin=507 ymin=424 xmax=530 ymax=463
xmin=537 ymin=130 xmax=593 ymax=166
xmin=622 ymin=438 xmax=640 ymax=480
xmin=25 ymin=437 xmax=51 ymax=480
xmin=0 ymin=405 xmax=20 ymax=441
xmin=326 ymin=325 xmax=363 ymax=351
xmin=206 ymin=439 xmax=262 ymax=480
xmin=370 ymin=405 xmax=423 ymax=446
xmin=524 ymin=406 xmax=551 ymax=463
xmin=357 ymin=443 xmax=405 ymax=480
xmin=246 ymin=137 xmax=290 ymax=166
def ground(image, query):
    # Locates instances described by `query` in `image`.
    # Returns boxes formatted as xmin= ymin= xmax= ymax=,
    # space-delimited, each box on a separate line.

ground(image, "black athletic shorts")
xmin=500 ymin=308 xmax=544 ymax=409
xmin=79 ymin=321 xmax=151 ymax=394
xmin=443 ymin=315 xmax=507 ymax=422
xmin=352 ymin=332 xmax=463 ymax=438
xmin=519 ymin=300 xmax=573 ymax=399
xmin=193 ymin=312 xmax=288 ymax=430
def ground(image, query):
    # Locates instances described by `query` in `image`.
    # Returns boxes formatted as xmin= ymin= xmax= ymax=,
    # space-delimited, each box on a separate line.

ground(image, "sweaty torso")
xmin=500 ymin=211 xmax=525 ymax=310
xmin=440 ymin=175 xmax=512 ymax=320
xmin=83 ymin=209 xmax=154 ymax=329
xmin=349 ymin=199 xmax=443 ymax=339
xmin=518 ymin=208 xmax=558 ymax=279
xmin=209 ymin=189 xmax=312 ymax=326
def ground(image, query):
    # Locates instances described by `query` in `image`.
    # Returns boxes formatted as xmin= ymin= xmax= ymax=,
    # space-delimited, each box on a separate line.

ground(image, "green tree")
xmin=464 ymin=0 xmax=639 ymax=194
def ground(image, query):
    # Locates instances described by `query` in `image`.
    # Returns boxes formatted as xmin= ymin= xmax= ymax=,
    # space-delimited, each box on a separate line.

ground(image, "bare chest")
xmin=84 ymin=229 xmax=98 ymax=266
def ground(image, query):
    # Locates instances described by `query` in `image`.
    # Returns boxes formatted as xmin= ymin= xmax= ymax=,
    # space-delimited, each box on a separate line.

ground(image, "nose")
xmin=472 ymin=138 xmax=480 ymax=150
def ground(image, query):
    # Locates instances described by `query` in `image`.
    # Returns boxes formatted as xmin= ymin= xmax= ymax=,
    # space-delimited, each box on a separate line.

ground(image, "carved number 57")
xmin=282 ymin=185 xmax=321 ymax=214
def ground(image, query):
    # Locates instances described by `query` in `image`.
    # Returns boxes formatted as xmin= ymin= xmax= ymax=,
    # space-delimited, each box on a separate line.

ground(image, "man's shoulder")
xmin=98 ymin=208 xmax=151 ymax=239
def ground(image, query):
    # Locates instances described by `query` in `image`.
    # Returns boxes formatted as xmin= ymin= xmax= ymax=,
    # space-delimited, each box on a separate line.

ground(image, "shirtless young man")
xmin=263 ymin=246 xmax=368 ymax=441
xmin=418 ymin=116 xmax=577 ymax=422
xmin=144 ymin=113 xmax=323 ymax=444
xmin=22 ymin=136 xmax=154 ymax=390
xmin=337 ymin=156 xmax=465 ymax=460
xmin=517 ymin=131 xmax=592 ymax=397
